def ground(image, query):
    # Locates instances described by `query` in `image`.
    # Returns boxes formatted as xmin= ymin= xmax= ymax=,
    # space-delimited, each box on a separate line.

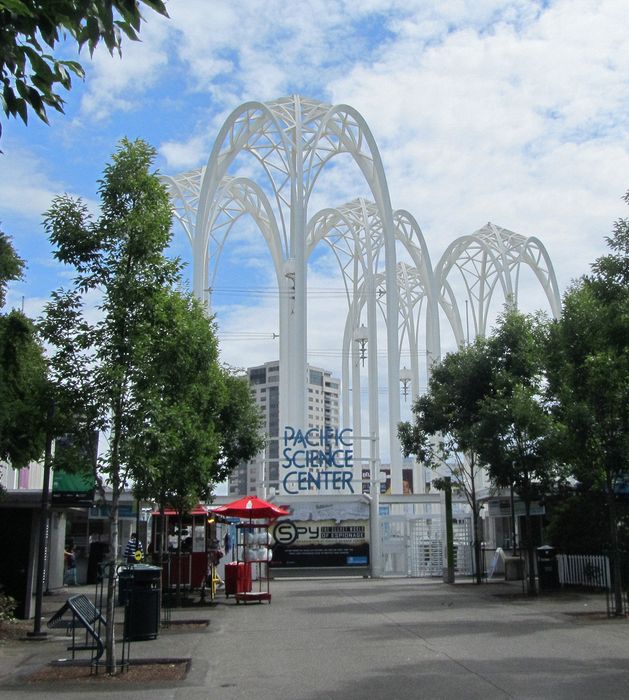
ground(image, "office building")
xmin=228 ymin=361 xmax=340 ymax=496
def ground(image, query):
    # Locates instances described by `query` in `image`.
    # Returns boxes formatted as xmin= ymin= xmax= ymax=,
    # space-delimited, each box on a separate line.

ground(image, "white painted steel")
xmin=381 ymin=513 xmax=473 ymax=577
xmin=163 ymin=96 xmax=562 ymax=498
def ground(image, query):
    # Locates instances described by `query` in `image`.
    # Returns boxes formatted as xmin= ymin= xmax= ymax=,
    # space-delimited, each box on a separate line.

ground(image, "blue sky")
xmin=2 ymin=0 xmax=629 ymax=392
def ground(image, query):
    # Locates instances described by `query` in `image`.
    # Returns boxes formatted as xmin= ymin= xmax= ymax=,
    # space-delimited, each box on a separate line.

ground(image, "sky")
xmin=2 ymin=0 xmax=629 ymax=422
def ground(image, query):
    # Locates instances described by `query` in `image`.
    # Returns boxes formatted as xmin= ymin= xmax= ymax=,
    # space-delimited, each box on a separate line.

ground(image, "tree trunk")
xmin=607 ymin=482 xmax=624 ymax=616
xmin=470 ymin=477 xmax=482 ymax=584
xmin=524 ymin=500 xmax=537 ymax=596
xmin=105 ymin=495 xmax=119 ymax=674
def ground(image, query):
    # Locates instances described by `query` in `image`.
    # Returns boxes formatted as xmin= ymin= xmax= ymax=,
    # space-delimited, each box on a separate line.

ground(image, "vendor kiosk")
xmin=213 ymin=496 xmax=289 ymax=604
xmin=150 ymin=504 xmax=227 ymax=600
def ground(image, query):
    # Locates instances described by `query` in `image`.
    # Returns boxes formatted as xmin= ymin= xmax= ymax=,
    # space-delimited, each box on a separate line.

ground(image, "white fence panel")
xmin=557 ymin=554 xmax=610 ymax=590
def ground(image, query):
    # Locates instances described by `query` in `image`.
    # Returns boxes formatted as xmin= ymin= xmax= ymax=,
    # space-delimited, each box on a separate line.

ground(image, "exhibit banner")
xmin=270 ymin=500 xmax=369 ymax=569
xmin=51 ymin=470 xmax=95 ymax=507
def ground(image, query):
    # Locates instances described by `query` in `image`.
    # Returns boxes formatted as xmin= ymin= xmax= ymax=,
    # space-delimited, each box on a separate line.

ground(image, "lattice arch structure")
xmin=307 ymin=200 xmax=439 ymax=474
xmin=163 ymin=96 xmax=405 ymax=493
xmin=163 ymin=96 xmax=563 ymax=497
xmin=161 ymin=171 xmax=286 ymax=292
xmin=435 ymin=222 xmax=561 ymax=346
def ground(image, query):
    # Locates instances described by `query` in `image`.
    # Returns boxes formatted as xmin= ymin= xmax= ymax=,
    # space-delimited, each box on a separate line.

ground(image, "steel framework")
xmin=162 ymin=96 xmax=561 ymax=495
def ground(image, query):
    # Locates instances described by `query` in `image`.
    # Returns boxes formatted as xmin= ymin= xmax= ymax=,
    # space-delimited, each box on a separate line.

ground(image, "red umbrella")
xmin=213 ymin=496 xmax=290 ymax=520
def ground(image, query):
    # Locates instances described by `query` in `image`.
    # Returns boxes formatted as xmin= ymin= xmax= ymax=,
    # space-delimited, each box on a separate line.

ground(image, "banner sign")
xmin=281 ymin=426 xmax=355 ymax=494
xmin=270 ymin=501 xmax=369 ymax=568
xmin=487 ymin=500 xmax=546 ymax=517
xmin=51 ymin=470 xmax=95 ymax=507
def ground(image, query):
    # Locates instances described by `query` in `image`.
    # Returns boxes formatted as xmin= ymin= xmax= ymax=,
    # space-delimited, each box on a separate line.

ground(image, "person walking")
xmin=124 ymin=532 xmax=144 ymax=563
xmin=64 ymin=543 xmax=77 ymax=585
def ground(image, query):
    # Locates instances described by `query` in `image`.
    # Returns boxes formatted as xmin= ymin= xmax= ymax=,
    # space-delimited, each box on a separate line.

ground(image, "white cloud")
xmin=79 ymin=15 xmax=171 ymax=121
xmin=160 ymin=135 xmax=208 ymax=171
xmin=0 ymin=146 xmax=65 ymax=222
xmin=327 ymin=0 xmax=629 ymax=294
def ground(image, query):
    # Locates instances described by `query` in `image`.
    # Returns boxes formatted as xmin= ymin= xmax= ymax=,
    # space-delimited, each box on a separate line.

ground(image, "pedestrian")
xmin=64 ymin=542 xmax=77 ymax=586
xmin=124 ymin=532 xmax=144 ymax=563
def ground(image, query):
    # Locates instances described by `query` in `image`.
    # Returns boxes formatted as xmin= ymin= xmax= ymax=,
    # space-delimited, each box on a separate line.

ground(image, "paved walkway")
xmin=1 ymin=577 xmax=628 ymax=699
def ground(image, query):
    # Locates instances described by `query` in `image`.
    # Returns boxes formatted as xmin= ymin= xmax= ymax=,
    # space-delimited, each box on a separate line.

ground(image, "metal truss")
xmin=164 ymin=96 xmax=403 ymax=493
xmin=163 ymin=97 xmax=562 ymax=496
xmin=436 ymin=222 xmax=561 ymax=345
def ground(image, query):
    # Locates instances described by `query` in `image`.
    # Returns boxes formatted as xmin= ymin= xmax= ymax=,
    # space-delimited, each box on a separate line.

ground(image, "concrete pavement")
xmin=1 ymin=577 xmax=628 ymax=699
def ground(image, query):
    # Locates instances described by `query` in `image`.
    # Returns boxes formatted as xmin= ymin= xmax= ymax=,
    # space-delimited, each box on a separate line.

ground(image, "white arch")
xmin=163 ymin=97 xmax=564 ymax=499
xmin=189 ymin=96 xmax=403 ymax=492
xmin=162 ymin=172 xmax=285 ymax=305
xmin=436 ymin=222 xmax=561 ymax=344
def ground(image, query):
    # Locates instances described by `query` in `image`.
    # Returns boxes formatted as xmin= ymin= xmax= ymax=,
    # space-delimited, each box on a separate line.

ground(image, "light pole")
xmin=399 ymin=366 xmax=413 ymax=402
xmin=27 ymin=402 xmax=54 ymax=640
xmin=354 ymin=433 xmax=381 ymax=578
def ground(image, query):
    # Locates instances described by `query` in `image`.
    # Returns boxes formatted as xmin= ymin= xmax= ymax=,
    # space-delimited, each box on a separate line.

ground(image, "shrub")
xmin=0 ymin=589 xmax=17 ymax=622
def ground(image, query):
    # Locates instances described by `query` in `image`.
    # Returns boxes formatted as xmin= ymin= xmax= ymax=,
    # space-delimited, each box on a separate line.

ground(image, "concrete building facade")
xmin=228 ymin=361 xmax=341 ymax=497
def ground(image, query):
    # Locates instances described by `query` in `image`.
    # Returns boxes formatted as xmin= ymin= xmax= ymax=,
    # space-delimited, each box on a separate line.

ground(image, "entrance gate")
xmin=379 ymin=514 xmax=473 ymax=578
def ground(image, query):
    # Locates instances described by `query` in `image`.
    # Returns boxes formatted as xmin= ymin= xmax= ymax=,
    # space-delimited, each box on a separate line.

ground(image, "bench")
xmin=47 ymin=594 xmax=107 ymax=662
xmin=47 ymin=599 xmax=76 ymax=634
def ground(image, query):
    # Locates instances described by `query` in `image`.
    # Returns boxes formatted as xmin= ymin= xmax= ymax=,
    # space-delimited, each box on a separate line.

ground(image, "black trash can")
xmin=120 ymin=564 xmax=161 ymax=641
xmin=537 ymin=545 xmax=559 ymax=591
xmin=118 ymin=568 xmax=133 ymax=605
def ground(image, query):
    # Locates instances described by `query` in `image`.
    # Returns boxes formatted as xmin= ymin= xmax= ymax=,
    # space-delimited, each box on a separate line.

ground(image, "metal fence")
xmin=556 ymin=553 xmax=610 ymax=590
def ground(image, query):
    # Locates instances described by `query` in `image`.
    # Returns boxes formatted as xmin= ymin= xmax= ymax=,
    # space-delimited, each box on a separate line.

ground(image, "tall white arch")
xmin=168 ymin=96 xmax=403 ymax=492
xmin=163 ymin=97 xmax=564 ymax=498
xmin=436 ymin=222 xmax=561 ymax=344
xmin=162 ymin=171 xmax=286 ymax=298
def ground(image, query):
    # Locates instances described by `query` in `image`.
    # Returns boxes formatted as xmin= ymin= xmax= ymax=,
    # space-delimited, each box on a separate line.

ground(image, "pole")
xmin=369 ymin=433 xmax=381 ymax=578
xmin=510 ymin=482 xmax=517 ymax=556
xmin=442 ymin=476 xmax=455 ymax=584
xmin=28 ymin=402 xmax=54 ymax=639
xmin=135 ymin=498 xmax=141 ymax=562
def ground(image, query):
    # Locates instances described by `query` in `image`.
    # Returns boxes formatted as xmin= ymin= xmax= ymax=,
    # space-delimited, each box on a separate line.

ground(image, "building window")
xmin=249 ymin=367 xmax=267 ymax=385
xmin=309 ymin=369 xmax=323 ymax=386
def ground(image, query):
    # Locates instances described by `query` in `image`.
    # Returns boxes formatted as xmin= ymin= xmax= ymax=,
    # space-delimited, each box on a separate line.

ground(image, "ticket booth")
xmin=150 ymin=504 xmax=225 ymax=598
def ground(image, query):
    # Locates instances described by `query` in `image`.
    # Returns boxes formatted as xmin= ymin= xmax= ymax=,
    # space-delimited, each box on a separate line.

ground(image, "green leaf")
xmin=60 ymin=60 xmax=86 ymax=79
xmin=0 ymin=0 xmax=34 ymax=16
xmin=15 ymin=96 xmax=27 ymax=124
xmin=26 ymin=86 xmax=48 ymax=123
xmin=114 ymin=20 xmax=140 ymax=42
xmin=85 ymin=16 xmax=102 ymax=53
xmin=140 ymin=0 xmax=169 ymax=18
xmin=54 ymin=64 xmax=72 ymax=90
xmin=15 ymin=79 xmax=27 ymax=99
xmin=23 ymin=46 xmax=56 ymax=83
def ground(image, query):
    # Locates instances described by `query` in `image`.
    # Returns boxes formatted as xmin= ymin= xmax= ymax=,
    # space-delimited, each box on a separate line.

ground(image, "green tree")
xmin=0 ymin=0 xmax=168 ymax=136
xmin=40 ymin=138 xmax=182 ymax=673
xmin=128 ymin=288 xmax=225 ymax=513
xmin=129 ymin=301 xmax=264 ymax=604
xmin=546 ymin=196 xmax=629 ymax=614
xmin=478 ymin=309 xmax=564 ymax=595
xmin=544 ymin=490 xmax=629 ymax=557
xmin=0 ymin=230 xmax=24 ymax=305
xmin=0 ymin=231 xmax=48 ymax=480
xmin=399 ymin=338 xmax=494 ymax=584
xmin=41 ymin=138 xmax=265 ymax=665
xmin=215 ymin=370 xmax=266 ymax=484
xmin=128 ymin=291 xmax=263 ymax=601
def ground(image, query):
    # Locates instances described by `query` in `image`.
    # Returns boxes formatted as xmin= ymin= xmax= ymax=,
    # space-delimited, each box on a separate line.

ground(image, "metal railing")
xmin=557 ymin=553 xmax=610 ymax=590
